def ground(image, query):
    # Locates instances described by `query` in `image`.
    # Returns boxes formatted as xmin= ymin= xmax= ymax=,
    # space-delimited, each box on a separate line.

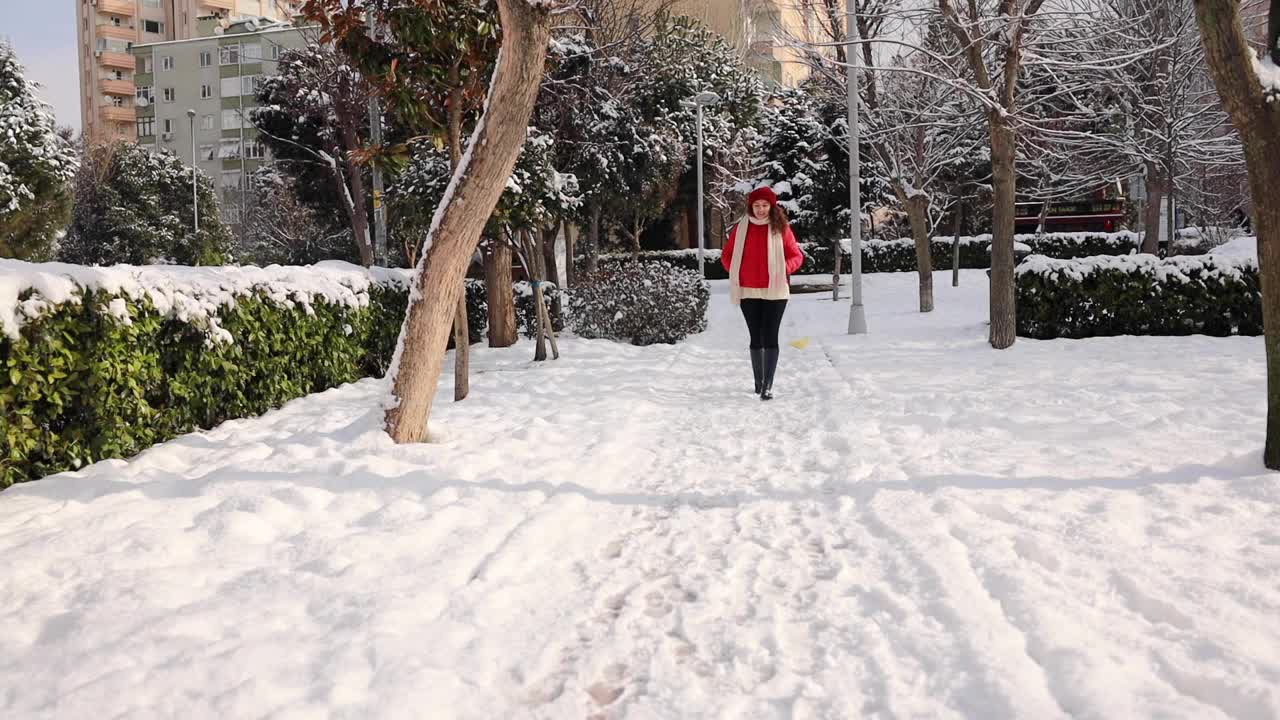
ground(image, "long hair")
xmin=746 ymin=200 xmax=791 ymax=235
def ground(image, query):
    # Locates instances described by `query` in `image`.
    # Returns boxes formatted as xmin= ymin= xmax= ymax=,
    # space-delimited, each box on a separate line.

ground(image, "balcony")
xmin=97 ymin=23 xmax=137 ymax=42
xmin=98 ymin=50 xmax=137 ymax=70
xmin=101 ymin=78 xmax=136 ymax=96
xmin=198 ymin=0 xmax=236 ymax=11
xmin=100 ymin=106 xmax=135 ymax=123
xmin=98 ymin=0 xmax=136 ymax=15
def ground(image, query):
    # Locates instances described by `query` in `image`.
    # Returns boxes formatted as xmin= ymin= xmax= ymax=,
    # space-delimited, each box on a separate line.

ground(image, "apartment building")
xmin=75 ymin=0 xmax=297 ymax=143
xmin=668 ymin=0 xmax=843 ymax=87
xmin=132 ymin=17 xmax=308 ymax=225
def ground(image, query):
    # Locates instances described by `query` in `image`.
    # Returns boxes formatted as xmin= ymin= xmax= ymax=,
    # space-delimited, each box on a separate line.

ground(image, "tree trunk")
xmin=453 ymin=293 xmax=470 ymax=401
xmin=952 ymin=198 xmax=964 ymax=287
xmin=447 ymin=71 xmax=471 ymax=403
xmin=989 ymin=118 xmax=1018 ymax=349
xmin=1142 ymin=164 xmax=1165 ymax=254
xmin=385 ymin=0 xmax=553 ymax=444
xmin=542 ymin=222 xmax=563 ymax=324
xmin=587 ymin=206 xmax=602 ymax=274
xmin=906 ymin=194 xmax=935 ymax=313
xmin=564 ymin=222 xmax=576 ymax=288
xmin=484 ymin=240 xmax=517 ymax=348
xmin=831 ymin=236 xmax=843 ymax=301
xmin=524 ymin=229 xmax=549 ymax=362
xmin=1194 ymin=0 xmax=1280 ymax=468
xmin=337 ymin=131 xmax=374 ymax=267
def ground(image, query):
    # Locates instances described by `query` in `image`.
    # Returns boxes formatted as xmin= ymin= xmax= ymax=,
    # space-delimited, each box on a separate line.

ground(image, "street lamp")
xmin=186 ymin=108 xmax=199 ymax=234
xmin=682 ymin=90 xmax=720 ymax=279
xmin=846 ymin=10 xmax=867 ymax=335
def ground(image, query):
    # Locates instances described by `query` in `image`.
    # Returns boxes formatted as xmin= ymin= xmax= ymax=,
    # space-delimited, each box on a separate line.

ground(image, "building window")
xmin=220 ymin=44 xmax=240 ymax=66
xmin=136 ymin=117 xmax=154 ymax=138
xmin=221 ymin=109 xmax=242 ymax=130
xmin=143 ymin=20 xmax=163 ymax=34
xmin=142 ymin=0 xmax=162 ymax=7
xmin=219 ymin=139 xmax=242 ymax=159
xmin=245 ymin=141 xmax=265 ymax=160
xmin=161 ymin=56 xmax=174 ymax=71
xmin=201 ymin=84 xmax=214 ymax=99
xmin=243 ymin=43 xmax=262 ymax=61
xmin=200 ymin=50 xmax=213 ymax=67
xmin=221 ymin=170 xmax=242 ymax=189
xmin=241 ymin=75 xmax=262 ymax=96
xmin=269 ymin=44 xmax=281 ymax=61
xmin=202 ymin=114 xmax=215 ymax=131
xmin=163 ymin=87 xmax=175 ymax=103
xmin=199 ymin=144 xmax=216 ymax=161
xmin=220 ymin=206 xmax=242 ymax=225
xmin=143 ymin=57 xmax=153 ymax=73
xmin=221 ymin=76 xmax=239 ymax=97
xmin=136 ymin=85 xmax=153 ymax=103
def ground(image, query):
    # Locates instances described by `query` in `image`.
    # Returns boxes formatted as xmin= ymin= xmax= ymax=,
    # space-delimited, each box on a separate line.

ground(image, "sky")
xmin=5 ymin=2 xmax=83 ymax=132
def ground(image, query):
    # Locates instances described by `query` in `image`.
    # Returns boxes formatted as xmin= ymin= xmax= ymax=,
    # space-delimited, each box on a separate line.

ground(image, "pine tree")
xmin=0 ymin=41 xmax=78 ymax=261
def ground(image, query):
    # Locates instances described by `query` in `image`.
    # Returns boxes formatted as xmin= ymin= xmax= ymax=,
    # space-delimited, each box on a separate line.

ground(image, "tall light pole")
xmin=683 ymin=91 xmax=720 ymax=279
xmin=187 ymin=108 xmax=198 ymax=234
xmin=846 ymin=9 xmax=867 ymax=335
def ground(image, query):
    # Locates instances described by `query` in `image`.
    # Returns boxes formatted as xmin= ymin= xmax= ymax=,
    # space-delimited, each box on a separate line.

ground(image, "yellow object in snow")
xmin=788 ymin=337 xmax=811 ymax=350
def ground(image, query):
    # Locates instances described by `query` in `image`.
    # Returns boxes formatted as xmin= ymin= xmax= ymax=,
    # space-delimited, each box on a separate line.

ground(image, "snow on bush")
xmin=1016 ymin=253 xmax=1261 ymax=339
xmin=0 ymin=258 xmax=411 ymax=343
xmin=571 ymin=260 xmax=708 ymax=345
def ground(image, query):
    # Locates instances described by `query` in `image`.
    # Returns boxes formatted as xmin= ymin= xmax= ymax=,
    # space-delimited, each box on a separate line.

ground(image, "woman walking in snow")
xmin=722 ymin=186 xmax=805 ymax=401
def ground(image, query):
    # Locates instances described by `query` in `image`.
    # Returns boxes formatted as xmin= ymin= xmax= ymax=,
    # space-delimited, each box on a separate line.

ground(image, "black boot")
xmin=750 ymin=348 xmax=764 ymax=394
xmin=760 ymin=348 xmax=779 ymax=401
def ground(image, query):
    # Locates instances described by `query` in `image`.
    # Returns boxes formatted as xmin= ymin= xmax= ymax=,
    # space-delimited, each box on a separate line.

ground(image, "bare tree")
xmin=385 ymin=0 xmax=557 ymax=444
xmin=1193 ymin=0 xmax=1280 ymax=468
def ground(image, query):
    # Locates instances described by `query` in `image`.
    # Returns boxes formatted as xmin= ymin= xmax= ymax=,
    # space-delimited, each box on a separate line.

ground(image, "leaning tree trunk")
xmin=905 ymin=193 xmax=935 ymax=313
xmin=1194 ymin=0 xmax=1280 ymax=468
xmin=989 ymin=117 xmax=1018 ymax=349
xmin=335 ymin=131 xmax=374 ymax=267
xmin=446 ymin=76 xmax=472 ymax=402
xmin=385 ymin=0 xmax=554 ymax=444
xmin=1142 ymin=163 xmax=1166 ymax=255
xmin=530 ymin=229 xmax=550 ymax=362
xmin=484 ymin=240 xmax=517 ymax=347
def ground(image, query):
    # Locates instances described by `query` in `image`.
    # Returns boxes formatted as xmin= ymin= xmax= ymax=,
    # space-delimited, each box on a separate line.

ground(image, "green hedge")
xmin=1015 ymin=254 xmax=1261 ymax=339
xmin=0 ymin=264 xmax=564 ymax=488
xmin=596 ymin=231 xmax=1144 ymax=279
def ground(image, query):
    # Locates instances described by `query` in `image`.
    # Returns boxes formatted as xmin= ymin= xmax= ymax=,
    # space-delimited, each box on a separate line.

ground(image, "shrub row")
xmin=599 ymin=231 xmax=1146 ymax=279
xmin=1015 ymin=254 xmax=1261 ymax=339
xmin=0 ymin=263 xmax=567 ymax=487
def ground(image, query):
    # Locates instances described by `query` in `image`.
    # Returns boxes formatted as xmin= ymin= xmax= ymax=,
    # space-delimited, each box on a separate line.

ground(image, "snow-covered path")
xmin=3 ymin=271 xmax=1279 ymax=719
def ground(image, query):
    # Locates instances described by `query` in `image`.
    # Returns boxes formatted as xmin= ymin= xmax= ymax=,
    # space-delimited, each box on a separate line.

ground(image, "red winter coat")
xmin=721 ymin=221 xmax=806 ymax=288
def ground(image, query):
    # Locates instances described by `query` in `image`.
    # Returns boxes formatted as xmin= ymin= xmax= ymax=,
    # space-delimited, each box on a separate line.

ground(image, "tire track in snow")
xmin=857 ymin=492 xmax=1070 ymax=718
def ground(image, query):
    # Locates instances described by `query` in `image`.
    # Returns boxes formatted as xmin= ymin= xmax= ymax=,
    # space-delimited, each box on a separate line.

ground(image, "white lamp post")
xmin=187 ymin=108 xmax=198 ymax=234
xmin=682 ymin=90 xmax=721 ymax=279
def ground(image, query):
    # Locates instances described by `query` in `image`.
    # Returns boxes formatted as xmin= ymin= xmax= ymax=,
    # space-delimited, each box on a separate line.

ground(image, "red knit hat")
xmin=748 ymin=186 xmax=778 ymax=208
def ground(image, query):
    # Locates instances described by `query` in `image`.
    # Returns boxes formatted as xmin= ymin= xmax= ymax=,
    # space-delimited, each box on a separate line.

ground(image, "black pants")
xmin=741 ymin=299 xmax=787 ymax=350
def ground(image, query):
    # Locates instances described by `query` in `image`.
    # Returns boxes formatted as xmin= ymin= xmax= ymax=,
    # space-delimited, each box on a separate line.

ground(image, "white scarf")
xmin=728 ymin=215 xmax=789 ymax=305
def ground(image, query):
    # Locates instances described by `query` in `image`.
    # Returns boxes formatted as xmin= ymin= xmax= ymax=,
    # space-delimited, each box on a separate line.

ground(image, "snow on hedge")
xmin=0 ymin=259 xmax=413 ymax=342
xmin=1016 ymin=252 xmax=1257 ymax=284
xmin=1255 ymin=55 xmax=1280 ymax=99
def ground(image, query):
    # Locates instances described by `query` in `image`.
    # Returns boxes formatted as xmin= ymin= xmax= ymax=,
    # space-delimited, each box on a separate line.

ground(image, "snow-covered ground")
xmin=3 ymin=271 xmax=1278 ymax=719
